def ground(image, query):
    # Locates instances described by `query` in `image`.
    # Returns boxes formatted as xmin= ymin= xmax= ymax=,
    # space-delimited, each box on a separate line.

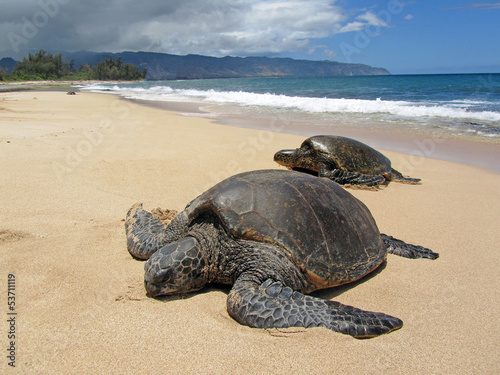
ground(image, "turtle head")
xmin=274 ymin=143 xmax=318 ymax=171
xmin=144 ymin=236 xmax=207 ymax=297
xmin=274 ymin=149 xmax=297 ymax=169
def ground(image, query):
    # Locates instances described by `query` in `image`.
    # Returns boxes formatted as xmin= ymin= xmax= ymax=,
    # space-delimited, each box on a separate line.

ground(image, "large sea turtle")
xmin=274 ymin=135 xmax=420 ymax=186
xmin=126 ymin=170 xmax=438 ymax=338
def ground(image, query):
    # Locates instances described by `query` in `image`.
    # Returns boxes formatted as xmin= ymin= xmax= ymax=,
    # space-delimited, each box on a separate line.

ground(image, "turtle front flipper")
xmin=319 ymin=167 xmax=384 ymax=186
xmin=125 ymin=203 xmax=188 ymax=260
xmin=382 ymin=234 xmax=439 ymax=260
xmin=227 ymin=279 xmax=402 ymax=338
xmin=389 ymin=168 xmax=421 ymax=184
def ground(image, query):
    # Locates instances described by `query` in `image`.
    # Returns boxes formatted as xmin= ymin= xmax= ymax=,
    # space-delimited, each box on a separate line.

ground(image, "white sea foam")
xmin=80 ymin=84 xmax=500 ymax=124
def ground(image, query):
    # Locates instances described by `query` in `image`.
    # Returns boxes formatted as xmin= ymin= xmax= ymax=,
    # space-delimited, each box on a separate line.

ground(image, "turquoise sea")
xmin=80 ymin=74 xmax=500 ymax=139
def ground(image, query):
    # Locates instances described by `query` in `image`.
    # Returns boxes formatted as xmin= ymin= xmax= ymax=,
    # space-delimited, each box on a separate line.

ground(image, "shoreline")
xmin=3 ymin=80 xmax=499 ymax=174
xmin=126 ymin=96 xmax=500 ymax=174
xmin=0 ymin=80 xmax=144 ymax=92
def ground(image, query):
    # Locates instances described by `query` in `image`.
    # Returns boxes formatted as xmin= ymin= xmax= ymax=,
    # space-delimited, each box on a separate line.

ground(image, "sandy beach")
xmin=1 ymin=90 xmax=499 ymax=374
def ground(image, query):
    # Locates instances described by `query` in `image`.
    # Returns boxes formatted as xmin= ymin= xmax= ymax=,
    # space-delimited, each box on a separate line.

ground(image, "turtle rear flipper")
xmin=320 ymin=167 xmax=385 ymax=186
xmin=125 ymin=203 xmax=188 ymax=260
xmin=382 ymin=234 xmax=439 ymax=260
xmin=390 ymin=168 xmax=421 ymax=184
xmin=227 ymin=279 xmax=402 ymax=338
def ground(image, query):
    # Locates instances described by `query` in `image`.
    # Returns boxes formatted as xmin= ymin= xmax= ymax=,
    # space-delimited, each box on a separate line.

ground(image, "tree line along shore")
xmin=0 ymin=50 xmax=147 ymax=82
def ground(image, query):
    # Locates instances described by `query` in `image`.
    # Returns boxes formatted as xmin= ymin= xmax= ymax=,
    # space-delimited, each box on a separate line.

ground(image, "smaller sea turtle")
xmin=274 ymin=135 xmax=420 ymax=186
xmin=126 ymin=170 xmax=437 ymax=338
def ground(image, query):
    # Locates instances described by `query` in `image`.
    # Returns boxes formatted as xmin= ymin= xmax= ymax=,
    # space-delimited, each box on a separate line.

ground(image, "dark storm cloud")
xmin=0 ymin=0 xmax=390 ymax=59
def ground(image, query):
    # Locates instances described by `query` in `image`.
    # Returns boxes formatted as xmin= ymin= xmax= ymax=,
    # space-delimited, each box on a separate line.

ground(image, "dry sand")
xmin=0 ymin=91 xmax=499 ymax=374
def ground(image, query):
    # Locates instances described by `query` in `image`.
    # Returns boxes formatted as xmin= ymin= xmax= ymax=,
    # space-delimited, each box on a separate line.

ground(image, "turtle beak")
xmin=274 ymin=149 xmax=295 ymax=168
xmin=144 ymin=281 xmax=162 ymax=297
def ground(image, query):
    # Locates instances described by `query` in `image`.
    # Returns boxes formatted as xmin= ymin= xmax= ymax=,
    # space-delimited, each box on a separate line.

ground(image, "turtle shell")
xmin=304 ymin=135 xmax=392 ymax=175
xmin=184 ymin=169 xmax=385 ymax=289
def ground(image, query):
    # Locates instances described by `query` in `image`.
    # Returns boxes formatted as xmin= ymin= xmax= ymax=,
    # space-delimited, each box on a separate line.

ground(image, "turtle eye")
xmin=161 ymin=269 xmax=175 ymax=283
xmin=150 ymin=268 xmax=174 ymax=284
xmin=300 ymin=141 xmax=313 ymax=152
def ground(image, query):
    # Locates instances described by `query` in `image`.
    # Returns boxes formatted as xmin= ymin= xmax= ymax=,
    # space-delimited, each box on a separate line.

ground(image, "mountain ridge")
xmin=2 ymin=51 xmax=390 ymax=80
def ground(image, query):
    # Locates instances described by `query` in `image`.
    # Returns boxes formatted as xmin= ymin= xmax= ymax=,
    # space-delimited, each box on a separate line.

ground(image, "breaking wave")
xmin=81 ymin=83 xmax=500 ymax=124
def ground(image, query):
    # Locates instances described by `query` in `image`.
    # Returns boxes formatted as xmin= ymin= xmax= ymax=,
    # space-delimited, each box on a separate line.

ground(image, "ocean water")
xmin=80 ymin=74 xmax=500 ymax=139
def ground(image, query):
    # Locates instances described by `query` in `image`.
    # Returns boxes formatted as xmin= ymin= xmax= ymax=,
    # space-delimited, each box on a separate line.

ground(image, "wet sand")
xmin=130 ymin=96 xmax=500 ymax=174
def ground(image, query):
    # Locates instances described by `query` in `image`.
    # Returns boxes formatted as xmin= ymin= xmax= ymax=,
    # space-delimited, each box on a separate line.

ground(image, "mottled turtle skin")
xmin=274 ymin=135 xmax=420 ymax=186
xmin=126 ymin=170 xmax=437 ymax=338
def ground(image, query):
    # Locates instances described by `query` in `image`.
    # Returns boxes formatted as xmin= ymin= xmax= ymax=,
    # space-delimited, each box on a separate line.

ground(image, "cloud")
xmin=470 ymin=2 xmax=500 ymax=9
xmin=356 ymin=11 xmax=388 ymax=27
xmin=446 ymin=2 xmax=500 ymax=10
xmin=0 ymin=0 xmax=395 ymax=59
xmin=336 ymin=22 xmax=366 ymax=33
xmin=404 ymin=14 xmax=414 ymax=20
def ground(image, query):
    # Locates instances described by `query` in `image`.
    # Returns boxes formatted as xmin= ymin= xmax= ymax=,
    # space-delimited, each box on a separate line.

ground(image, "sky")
xmin=0 ymin=0 xmax=499 ymax=74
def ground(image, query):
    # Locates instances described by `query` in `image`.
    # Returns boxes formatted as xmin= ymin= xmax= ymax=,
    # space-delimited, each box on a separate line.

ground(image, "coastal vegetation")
xmin=0 ymin=50 xmax=146 ymax=81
